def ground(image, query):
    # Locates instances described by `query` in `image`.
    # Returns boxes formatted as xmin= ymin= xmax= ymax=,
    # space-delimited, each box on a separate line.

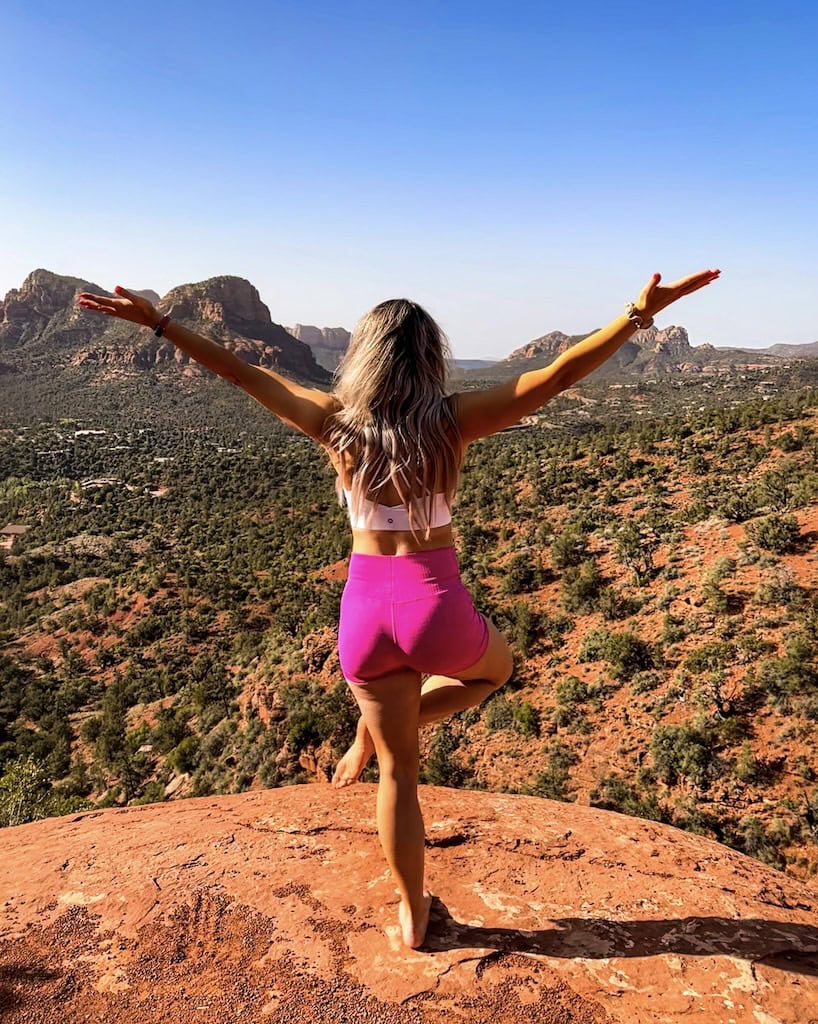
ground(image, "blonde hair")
xmin=324 ymin=298 xmax=464 ymax=543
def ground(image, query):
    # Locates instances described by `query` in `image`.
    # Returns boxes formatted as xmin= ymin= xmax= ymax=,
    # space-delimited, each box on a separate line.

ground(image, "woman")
xmin=77 ymin=267 xmax=720 ymax=949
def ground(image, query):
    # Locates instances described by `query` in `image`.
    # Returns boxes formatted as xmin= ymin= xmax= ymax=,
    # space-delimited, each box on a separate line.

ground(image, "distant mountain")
xmin=759 ymin=340 xmax=818 ymax=358
xmin=285 ymin=324 xmax=500 ymax=376
xmin=0 ymin=270 xmax=329 ymax=384
xmin=286 ymin=324 xmax=351 ymax=372
xmin=451 ymin=358 xmax=500 ymax=371
xmin=459 ymin=323 xmax=817 ymax=381
xmin=3 ymin=269 xmax=813 ymax=387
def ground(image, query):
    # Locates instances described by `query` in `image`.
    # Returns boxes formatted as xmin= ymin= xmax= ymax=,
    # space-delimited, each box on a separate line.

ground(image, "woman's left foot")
xmin=399 ymin=890 xmax=433 ymax=949
xmin=332 ymin=732 xmax=376 ymax=788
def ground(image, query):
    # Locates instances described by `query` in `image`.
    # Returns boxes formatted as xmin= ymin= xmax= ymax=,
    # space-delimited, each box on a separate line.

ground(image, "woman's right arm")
xmin=454 ymin=268 xmax=720 ymax=445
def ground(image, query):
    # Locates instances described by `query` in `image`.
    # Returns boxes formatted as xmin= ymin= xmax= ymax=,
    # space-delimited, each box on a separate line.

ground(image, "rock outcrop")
xmin=2 ymin=783 xmax=817 ymax=1022
xmin=0 ymin=269 xmax=110 ymax=353
xmin=0 ymin=271 xmax=330 ymax=384
xmin=287 ymin=324 xmax=351 ymax=372
xmin=494 ymin=323 xmax=794 ymax=379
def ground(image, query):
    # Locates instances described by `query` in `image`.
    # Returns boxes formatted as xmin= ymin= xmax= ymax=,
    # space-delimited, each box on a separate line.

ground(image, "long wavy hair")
xmin=324 ymin=298 xmax=464 ymax=543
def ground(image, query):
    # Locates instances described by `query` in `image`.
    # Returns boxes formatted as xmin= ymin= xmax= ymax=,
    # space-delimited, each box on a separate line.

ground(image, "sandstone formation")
xmin=1 ymin=783 xmax=817 ymax=1022
xmin=494 ymin=323 xmax=792 ymax=379
xmin=0 ymin=270 xmax=330 ymax=384
xmin=286 ymin=324 xmax=352 ymax=373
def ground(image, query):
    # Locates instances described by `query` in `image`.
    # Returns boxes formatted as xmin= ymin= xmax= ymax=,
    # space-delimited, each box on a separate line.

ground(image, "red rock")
xmin=1 ymin=784 xmax=817 ymax=1022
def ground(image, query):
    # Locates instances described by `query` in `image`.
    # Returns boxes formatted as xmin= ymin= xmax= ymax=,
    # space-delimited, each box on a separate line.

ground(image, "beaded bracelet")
xmin=624 ymin=302 xmax=654 ymax=330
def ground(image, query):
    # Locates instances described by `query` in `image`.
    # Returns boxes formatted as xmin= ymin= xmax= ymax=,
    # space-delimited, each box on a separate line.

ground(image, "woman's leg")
xmin=346 ymin=667 xmax=432 ymax=948
xmin=334 ymin=615 xmax=513 ymax=786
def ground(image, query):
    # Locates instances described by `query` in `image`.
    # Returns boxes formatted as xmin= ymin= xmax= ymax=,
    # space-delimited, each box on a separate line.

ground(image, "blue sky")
xmin=2 ymin=1 xmax=816 ymax=358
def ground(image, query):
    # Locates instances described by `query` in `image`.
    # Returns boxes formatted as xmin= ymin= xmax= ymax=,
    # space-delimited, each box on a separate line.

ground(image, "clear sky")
xmin=2 ymin=1 xmax=816 ymax=358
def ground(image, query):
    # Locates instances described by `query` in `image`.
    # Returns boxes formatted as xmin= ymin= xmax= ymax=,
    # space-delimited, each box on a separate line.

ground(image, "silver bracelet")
xmin=624 ymin=302 xmax=654 ymax=330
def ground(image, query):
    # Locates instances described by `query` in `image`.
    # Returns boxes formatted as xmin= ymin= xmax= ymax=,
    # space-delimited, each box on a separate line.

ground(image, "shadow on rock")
xmin=423 ymin=901 xmax=818 ymax=976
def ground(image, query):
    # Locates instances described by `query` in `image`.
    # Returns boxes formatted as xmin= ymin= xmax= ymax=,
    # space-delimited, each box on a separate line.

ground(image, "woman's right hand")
xmin=76 ymin=285 xmax=158 ymax=329
xmin=636 ymin=268 xmax=721 ymax=320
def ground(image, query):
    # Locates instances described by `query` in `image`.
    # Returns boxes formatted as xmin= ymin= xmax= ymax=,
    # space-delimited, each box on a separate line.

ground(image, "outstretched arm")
xmin=454 ymin=268 xmax=721 ymax=445
xmin=76 ymin=286 xmax=339 ymax=442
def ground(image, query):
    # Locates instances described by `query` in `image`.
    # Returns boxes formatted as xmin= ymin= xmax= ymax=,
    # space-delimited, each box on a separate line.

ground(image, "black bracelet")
xmin=154 ymin=314 xmax=171 ymax=337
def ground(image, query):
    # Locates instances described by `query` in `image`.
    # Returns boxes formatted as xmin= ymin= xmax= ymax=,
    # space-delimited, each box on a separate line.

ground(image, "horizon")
xmin=2 ymin=1 xmax=816 ymax=357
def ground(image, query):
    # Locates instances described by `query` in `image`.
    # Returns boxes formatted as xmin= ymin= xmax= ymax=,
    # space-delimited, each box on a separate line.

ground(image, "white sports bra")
xmin=342 ymin=487 xmax=452 ymax=531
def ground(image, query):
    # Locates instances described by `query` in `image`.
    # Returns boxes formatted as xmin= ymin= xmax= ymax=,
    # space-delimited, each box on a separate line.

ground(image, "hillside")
xmin=2 ymin=373 xmax=818 ymax=887
xmin=1 ymin=784 xmax=817 ymax=1022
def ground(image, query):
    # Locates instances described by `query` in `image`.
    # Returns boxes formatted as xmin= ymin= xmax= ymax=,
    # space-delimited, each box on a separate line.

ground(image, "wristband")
xmin=154 ymin=314 xmax=171 ymax=338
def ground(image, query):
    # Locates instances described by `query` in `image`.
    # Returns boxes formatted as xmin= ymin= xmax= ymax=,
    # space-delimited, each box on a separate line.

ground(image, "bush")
xmin=590 ymin=773 xmax=666 ymax=822
xmin=631 ymin=671 xmax=662 ymax=694
xmin=683 ymin=642 xmax=736 ymax=675
xmin=746 ymin=513 xmax=800 ymax=554
xmin=753 ymin=568 xmax=804 ymax=608
xmin=486 ymin=695 xmax=541 ymax=737
xmin=597 ymin=587 xmax=639 ymax=621
xmin=528 ymin=739 xmax=577 ymax=801
xmin=650 ymin=723 xmax=713 ymax=787
xmin=578 ymin=628 xmax=654 ymax=682
xmin=560 ymin=559 xmax=604 ymax=614
xmin=169 ymin=736 xmax=200 ymax=774
xmin=0 ymin=756 xmax=51 ymax=827
xmin=501 ymin=553 xmax=544 ymax=595
xmin=485 ymin=694 xmax=514 ymax=733
xmin=422 ymin=723 xmax=469 ymax=786
xmin=551 ymin=529 xmax=590 ymax=569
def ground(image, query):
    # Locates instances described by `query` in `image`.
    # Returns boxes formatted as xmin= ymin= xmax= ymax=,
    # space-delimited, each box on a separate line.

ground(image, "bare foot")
xmin=332 ymin=731 xmax=376 ymax=789
xmin=398 ymin=890 xmax=433 ymax=949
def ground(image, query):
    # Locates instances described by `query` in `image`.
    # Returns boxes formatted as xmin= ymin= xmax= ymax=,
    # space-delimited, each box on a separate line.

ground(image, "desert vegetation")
xmin=2 ymin=360 xmax=818 ymax=878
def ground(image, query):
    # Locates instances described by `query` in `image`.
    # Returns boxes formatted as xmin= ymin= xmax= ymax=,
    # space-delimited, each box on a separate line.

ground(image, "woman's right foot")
xmin=332 ymin=731 xmax=376 ymax=788
xmin=398 ymin=890 xmax=433 ymax=949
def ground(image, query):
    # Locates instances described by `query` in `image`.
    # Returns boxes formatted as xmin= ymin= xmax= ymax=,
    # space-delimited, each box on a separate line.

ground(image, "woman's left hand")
xmin=636 ymin=268 xmax=721 ymax=319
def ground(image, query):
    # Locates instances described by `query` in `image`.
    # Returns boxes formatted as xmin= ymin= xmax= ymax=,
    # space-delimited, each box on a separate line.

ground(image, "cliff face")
xmin=0 ymin=271 xmax=330 ymax=384
xmin=287 ymin=324 xmax=351 ymax=372
xmin=1 ymin=783 xmax=817 ymax=1023
xmin=0 ymin=269 xmax=111 ymax=353
xmin=502 ymin=326 xmax=694 ymax=374
xmin=497 ymin=323 xmax=793 ymax=378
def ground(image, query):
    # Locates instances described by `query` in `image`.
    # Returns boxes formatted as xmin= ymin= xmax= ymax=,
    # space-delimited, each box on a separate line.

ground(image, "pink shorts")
xmin=337 ymin=545 xmax=490 ymax=686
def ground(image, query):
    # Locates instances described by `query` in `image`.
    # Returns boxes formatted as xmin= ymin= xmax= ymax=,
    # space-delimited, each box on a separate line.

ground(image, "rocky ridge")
xmin=0 ymin=270 xmax=329 ymax=384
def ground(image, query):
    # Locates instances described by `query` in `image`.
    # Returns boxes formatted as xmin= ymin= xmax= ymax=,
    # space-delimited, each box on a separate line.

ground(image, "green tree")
xmin=0 ymin=756 xmax=50 ymax=827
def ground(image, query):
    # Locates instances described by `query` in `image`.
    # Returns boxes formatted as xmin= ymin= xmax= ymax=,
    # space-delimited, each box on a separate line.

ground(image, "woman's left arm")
xmin=77 ymin=285 xmax=339 ymax=442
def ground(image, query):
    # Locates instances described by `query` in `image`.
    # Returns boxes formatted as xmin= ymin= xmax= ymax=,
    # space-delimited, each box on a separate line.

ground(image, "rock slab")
xmin=1 ymin=783 xmax=817 ymax=1023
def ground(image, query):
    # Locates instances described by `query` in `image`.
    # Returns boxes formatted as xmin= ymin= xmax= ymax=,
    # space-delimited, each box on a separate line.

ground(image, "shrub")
xmin=560 ymin=559 xmax=604 ymax=614
xmin=650 ymin=723 xmax=713 ymax=787
xmin=683 ymin=642 xmax=736 ymax=675
xmin=511 ymin=700 xmax=541 ymax=738
xmin=746 ymin=513 xmax=800 ymax=554
xmin=578 ymin=628 xmax=654 ymax=682
xmin=551 ymin=529 xmax=590 ymax=569
xmin=485 ymin=694 xmax=514 ymax=733
xmin=590 ymin=773 xmax=666 ymax=822
xmin=169 ymin=736 xmax=201 ymax=775
xmin=597 ymin=587 xmax=639 ymax=621
xmin=631 ymin=671 xmax=662 ymax=694
xmin=528 ymin=739 xmax=577 ymax=801
xmin=753 ymin=568 xmax=804 ymax=608
xmin=422 ymin=724 xmax=469 ymax=786
xmin=501 ymin=553 xmax=544 ymax=595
